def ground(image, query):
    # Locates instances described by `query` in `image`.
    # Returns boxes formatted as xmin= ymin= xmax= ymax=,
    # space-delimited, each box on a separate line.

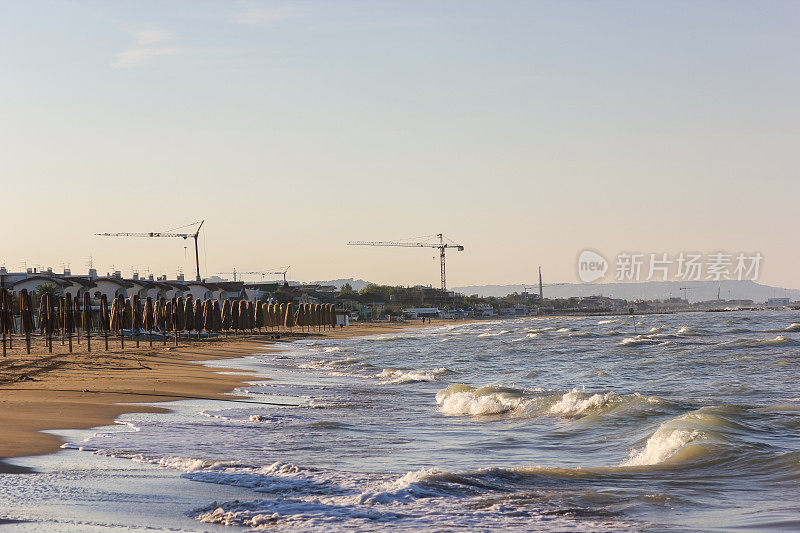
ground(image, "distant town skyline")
xmin=3 ymin=1 xmax=798 ymax=288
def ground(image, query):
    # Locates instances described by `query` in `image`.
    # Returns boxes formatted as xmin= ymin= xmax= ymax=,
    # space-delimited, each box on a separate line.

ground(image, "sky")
xmin=1 ymin=1 xmax=798 ymax=289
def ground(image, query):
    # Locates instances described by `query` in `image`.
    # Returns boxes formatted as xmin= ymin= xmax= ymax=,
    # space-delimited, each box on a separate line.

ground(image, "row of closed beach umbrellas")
xmin=1 ymin=289 xmax=338 ymax=355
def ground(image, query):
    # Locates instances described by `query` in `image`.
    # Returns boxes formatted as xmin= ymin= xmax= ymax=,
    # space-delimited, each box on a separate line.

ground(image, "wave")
xmin=765 ymin=323 xmax=800 ymax=333
xmin=436 ymin=385 xmax=664 ymax=419
xmin=477 ymin=330 xmax=512 ymax=337
xmin=622 ymin=427 xmax=703 ymax=466
xmin=378 ymin=367 xmax=449 ymax=384
xmin=715 ymin=335 xmax=797 ymax=349
xmin=436 ymin=384 xmax=528 ymax=415
xmin=619 ymin=335 xmax=663 ymax=346
xmin=677 ymin=326 xmax=710 ymax=336
xmin=547 ymin=389 xmax=622 ymax=417
xmin=620 ymin=405 xmax=765 ymax=468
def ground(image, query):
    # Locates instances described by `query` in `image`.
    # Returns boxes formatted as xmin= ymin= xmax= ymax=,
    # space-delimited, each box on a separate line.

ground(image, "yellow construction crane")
xmin=96 ymin=220 xmax=205 ymax=282
xmin=347 ymin=234 xmax=464 ymax=291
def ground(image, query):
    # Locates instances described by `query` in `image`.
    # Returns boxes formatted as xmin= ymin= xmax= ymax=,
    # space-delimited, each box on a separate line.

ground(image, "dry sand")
xmin=0 ymin=320 xmax=459 ymax=470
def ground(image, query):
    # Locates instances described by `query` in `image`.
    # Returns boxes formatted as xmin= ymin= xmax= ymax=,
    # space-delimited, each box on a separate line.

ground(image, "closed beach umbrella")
xmin=241 ymin=300 xmax=249 ymax=330
xmin=100 ymin=295 xmax=110 ymax=332
xmin=130 ymin=296 xmax=142 ymax=331
xmin=193 ymin=299 xmax=203 ymax=332
xmin=222 ymin=300 xmax=231 ymax=331
xmin=183 ymin=295 xmax=194 ymax=332
xmin=261 ymin=303 xmax=269 ymax=330
xmin=38 ymin=293 xmax=48 ymax=334
xmin=279 ymin=303 xmax=286 ymax=329
xmin=64 ymin=293 xmax=74 ymax=334
xmin=284 ymin=302 xmax=295 ymax=330
xmin=213 ymin=300 xmax=221 ymax=332
xmin=247 ymin=301 xmax=255 ymax=330
xmin=83 ymin=292 xmax=93 ymax=333
xmin=203 ymin=300 xmax=213 ymax=332
xmin=123 ymin=297 xmax=133 ymax=330
xmin=73 ymin=294 xmax=82 ymax=332
xmin=44 ymin=294 xmax=55 ymax=335
xmin=19 ymin=290 xmax=33 ymax=335
xmin=155 ymin=298 xmax=164 ymax=330
xmin=109 ymin=297 xmax=119 ymax=332
xmin=255 ymin=302 xmax=263 ymax=329
xmin=144 ymin=297 xmax=155 ymax=331
xmin=232 ymin=300 xmax=240 ymax=331
xmin=175 ymin=297 xmax=184 ymax=331
xmin=265 ymin=303 xmax=273 ymax=328
xmin=165 ymin=300 xmax=173 ymax=331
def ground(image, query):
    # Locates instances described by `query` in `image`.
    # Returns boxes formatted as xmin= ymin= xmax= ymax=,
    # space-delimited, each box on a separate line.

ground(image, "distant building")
xmin=403 ymin=307 xmax=441 ymax=319
xmin=767 ymin=297 xmax=790 ymax=307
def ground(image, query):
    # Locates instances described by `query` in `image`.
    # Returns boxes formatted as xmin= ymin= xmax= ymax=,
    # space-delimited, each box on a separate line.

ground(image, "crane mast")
xmin=347 ymin=233 xmax=464 ymax=291
xmin=96 ymin=220 xmax=205 ymax=282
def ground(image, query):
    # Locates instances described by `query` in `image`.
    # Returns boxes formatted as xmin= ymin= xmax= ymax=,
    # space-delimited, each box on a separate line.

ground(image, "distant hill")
xmin=452 ymin=280 xmax=799 ymax=304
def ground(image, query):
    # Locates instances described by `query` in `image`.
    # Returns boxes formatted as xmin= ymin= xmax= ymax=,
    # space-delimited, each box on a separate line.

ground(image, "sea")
xmin=2 ymin=310 xmax=800 ymax=531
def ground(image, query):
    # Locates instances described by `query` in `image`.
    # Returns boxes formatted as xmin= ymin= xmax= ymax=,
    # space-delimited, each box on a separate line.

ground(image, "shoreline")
xmin=0 ymin=320 xmax=461 ymax=470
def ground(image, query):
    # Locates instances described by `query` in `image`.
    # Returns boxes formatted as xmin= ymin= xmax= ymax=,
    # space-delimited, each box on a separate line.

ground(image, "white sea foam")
xmin=357 ymin=468 xmax=446 ymax=504
xmin=547 ymin=389 xmax=620 ymax=417
xmin=436 ymin=385 xmax=526 ymax=415
xmin=622 ymin=428 xmax=702 ymax=466
xmin=378 ymin=367 xmax=448 ymax=384
xmin=620 ymin=336 xmax=661 ymax=346
xmin=477 ymin=330 xmax=511 ymax=337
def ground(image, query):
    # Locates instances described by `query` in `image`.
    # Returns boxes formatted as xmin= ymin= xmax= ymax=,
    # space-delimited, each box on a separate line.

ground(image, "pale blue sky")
xmin=2 ymin=1 xmax=798 ymax=288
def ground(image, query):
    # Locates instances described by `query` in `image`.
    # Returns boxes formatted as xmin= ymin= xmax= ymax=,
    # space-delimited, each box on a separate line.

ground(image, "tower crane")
xmin=216 ymin=266 xmax=290 ymax=283
xmin=678 ymin=286 xmax=695 ymax=302
xmin=347 ymin=234 xmax=464 ymax=291
xmin=96 ymin=220 xmax=205 ymax=282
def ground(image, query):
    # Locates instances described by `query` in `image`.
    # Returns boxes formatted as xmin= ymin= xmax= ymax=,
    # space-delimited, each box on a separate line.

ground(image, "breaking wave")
xmin=378 ymin=367 xmax=449 ymax=384
xmin=715 ymin=335 xmax=797 ymax=349
xmin=436 ymin=385 xmax=664 ymax=419
xmin=436 ymin=384 xmax=528 ymax=415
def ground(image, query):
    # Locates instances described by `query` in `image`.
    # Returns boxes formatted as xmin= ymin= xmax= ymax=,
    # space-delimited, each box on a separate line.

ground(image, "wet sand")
xmin=0 ymin=321 xmax=460 ymax=469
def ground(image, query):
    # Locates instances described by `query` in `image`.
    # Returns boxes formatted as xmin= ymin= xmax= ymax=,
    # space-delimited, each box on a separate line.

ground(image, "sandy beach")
xmin=0 ymin=321 xmax=452 ymax=469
